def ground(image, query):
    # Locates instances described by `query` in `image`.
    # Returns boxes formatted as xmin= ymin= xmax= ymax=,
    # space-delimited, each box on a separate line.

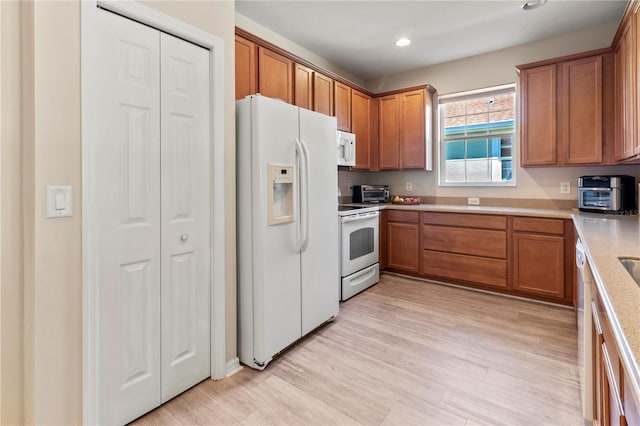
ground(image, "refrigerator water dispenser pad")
xmin=268 ymin=164 xmax=295 ymax=225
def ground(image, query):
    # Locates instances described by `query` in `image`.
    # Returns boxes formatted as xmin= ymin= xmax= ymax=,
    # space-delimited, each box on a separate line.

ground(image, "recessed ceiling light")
xmin=395 ymin=38 xmax=411 ymax=47
xmin=521 ymin=0 xmax=547 ymax=10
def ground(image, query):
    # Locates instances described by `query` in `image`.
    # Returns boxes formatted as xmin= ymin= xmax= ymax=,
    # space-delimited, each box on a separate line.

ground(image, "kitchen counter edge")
xmin=342 ymin=202 xmax=576 ymax=219
xmin=572 ymin=213 xmax=640 ymax=407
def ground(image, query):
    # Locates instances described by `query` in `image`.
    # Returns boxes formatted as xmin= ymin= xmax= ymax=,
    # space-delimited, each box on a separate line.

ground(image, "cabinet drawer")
xmin=422 ymin=212 xmax=506 ymax=230
xmin=422 ymin=250 xmax=507 ymax=288
xmin=387 ymin=210 xmax=420 ymax=224
xmin=423 ymin=225 xmax=506 ymax=259
xmin=512 ymin=217 xmax=564 ymax=235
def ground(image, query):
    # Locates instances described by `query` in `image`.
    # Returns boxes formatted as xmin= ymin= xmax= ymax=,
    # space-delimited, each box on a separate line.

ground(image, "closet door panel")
xmin=160 ymin=33 xmax=211 ymax=402
xmin=95 ymin=9 xmax=162 ymax=425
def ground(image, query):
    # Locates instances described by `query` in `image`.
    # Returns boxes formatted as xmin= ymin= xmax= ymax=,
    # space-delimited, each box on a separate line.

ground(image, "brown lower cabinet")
xmin=421 ymin=212 xmax=508 ymax=289
xmin=386 ymin=211 xmax=420 ymax=273
xmin=592 ymin=282 xmax=640 ymax=425
xmin=382 ymin=210 xmax=574 ymax=305
xmin=512 ymin=217 xmax=567 ymax=300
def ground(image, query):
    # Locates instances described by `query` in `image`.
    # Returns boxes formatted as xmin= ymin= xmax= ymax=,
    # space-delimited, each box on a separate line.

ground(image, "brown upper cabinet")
xmin=234 ymin=36 xmax=294 ymax=103
xmin=518 ymin=0 xmax=640 ymax=166
xmin=294 ymin=64 xmax=337 ymax=117
xmin=258 ymin=47 xmax=293 ymax=104
xmin=235 ymin=35 xmax=257 ymax=100
xmin=635 ymin=5 xmax=640 ymax=159
xmin=400 ymin=89 xmax=427 ymax=169
xmin=378 ymin=88 xmax=427 ymax=170
xmin=615 ymin=9 xmax=639 ymax=161
xmin=519 ymin=54 xmax=607 ymax=167
xmin=378 ymin=94 xmax=400 ymax=169
xmin=334 ymin=82 xmax=352 ymax=132
xmin=294 ymin=63 xmax=314 ymax=110
xmin=559 ymin=56 xmax=604 ymax=165
xmin=351 ymin=90 xmax=374 ymax=170
xmin=313 ymin=72 xmax=334 ymax=116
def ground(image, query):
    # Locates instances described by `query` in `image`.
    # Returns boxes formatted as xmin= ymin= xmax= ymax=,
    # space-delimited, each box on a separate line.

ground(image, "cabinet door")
xmin=400 ymin=89 xmax=426 ymax=169
xmin=635 ymin=8 xmax=640 ymax=157
xmin=294 ymin=63 xmax=313 ymax=110
xmin=352 ymin=89 xmax=371 ymax=169
xmin=616 ymin=21 xmax=636 ymax=161
xmin=387 ymin=222 xmax=419 ymax=273
xmin=258 ymin=47 xmax=293 ymax=103
xmin=379 ymin=94 xmax=400 ymax=169
xmin=512 ymin=233 xmax=564 ymax=298
xmin=334 ymin=81 xmax=352 ymax=131
xmin=235 ymin=35 xmax=257 ymax=100
xmin=558 ymin=56 xmax=603 ymax=164
xmin=521 ymin=65 xmax=557 ymax=166
xmin=313 ymin=72 xmax=334 ymax=116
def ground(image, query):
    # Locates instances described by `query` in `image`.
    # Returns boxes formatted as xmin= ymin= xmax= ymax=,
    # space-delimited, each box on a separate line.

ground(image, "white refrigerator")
xmin=236 ymin=95 xmax=339 ymax=370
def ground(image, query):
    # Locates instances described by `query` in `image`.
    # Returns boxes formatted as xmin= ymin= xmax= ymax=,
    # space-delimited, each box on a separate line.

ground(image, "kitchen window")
xmin=439 ymin=84 xmax=516 ymax=186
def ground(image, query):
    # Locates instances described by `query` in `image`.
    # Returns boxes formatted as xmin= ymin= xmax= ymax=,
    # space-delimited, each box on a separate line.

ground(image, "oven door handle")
xmin=341 ymin=212 xmax=379 ymax=223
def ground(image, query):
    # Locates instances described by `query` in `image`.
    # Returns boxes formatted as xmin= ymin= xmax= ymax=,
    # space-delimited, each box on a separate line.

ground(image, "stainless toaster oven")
xmin=578 ymin=175 xmax=636 ymax=213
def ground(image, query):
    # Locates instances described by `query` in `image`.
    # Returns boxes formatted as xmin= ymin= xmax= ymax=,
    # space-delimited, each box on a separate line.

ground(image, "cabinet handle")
xmin=181 ymin=234 xmax=189 ymax=242
xmin=591 ymin=301 xmax=602 ymax=335
xmin=601 ymin=342 xmax=625 ymax=417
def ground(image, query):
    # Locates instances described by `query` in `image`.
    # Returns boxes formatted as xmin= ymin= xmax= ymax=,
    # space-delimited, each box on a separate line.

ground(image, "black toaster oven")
xmin=352 ymin=185 xmax=389 ymax=203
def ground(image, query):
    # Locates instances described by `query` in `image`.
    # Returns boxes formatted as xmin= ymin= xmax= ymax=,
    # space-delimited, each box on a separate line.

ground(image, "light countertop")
xmin=573 ymin=213 xmax=640 ymax=401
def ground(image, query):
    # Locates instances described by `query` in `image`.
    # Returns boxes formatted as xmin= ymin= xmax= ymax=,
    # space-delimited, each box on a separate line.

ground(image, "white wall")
xmin=0 ymin=2 xmax=25 ymax=424
xmin=340 ymin=20 xmax=640 ymax=202
xmin=366 ymin=20 xmax=619 ymax=94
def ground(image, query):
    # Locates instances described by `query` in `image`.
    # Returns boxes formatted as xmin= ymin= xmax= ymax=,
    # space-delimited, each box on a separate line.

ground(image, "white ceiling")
xmin=235 ymin=0 xmax=627 ymax=81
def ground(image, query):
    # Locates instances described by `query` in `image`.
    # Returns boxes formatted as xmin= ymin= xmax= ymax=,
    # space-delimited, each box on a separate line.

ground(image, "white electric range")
xmin=338 ymin=205 xmax=380 ymax=300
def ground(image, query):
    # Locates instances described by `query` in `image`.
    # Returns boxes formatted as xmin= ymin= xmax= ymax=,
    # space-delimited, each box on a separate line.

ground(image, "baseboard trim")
xmin=382 ymin=271 xmax=573 ymax=310
xmin=225 ymin=357 xmax=241 ymax=377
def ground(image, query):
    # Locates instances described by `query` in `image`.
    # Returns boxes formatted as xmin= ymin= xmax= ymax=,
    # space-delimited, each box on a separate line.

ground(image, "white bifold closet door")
xmin=94 ymin=9 xmax=210 ymax=425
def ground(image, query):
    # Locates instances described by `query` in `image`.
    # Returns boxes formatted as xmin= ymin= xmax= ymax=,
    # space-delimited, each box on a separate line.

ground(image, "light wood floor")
xmin=133 ymin=273 xmax=582 ymax=425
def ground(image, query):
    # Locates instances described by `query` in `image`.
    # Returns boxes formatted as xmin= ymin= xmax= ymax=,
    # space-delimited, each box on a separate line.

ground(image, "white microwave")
xmin=337 ymin=130 xmax=356 ymax=166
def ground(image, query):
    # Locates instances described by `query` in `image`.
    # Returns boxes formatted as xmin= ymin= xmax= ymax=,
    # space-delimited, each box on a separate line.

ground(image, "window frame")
xmin=438 ymin=84 xmax=517 ymax=187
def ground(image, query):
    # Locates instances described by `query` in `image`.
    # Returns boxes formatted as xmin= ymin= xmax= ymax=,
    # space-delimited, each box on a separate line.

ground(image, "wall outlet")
xmin=405 ymin=182 xmax=413 ymax=192
xmin=560 ymin=181 xmax=570 ymax=194
xmin=468 ymin=197 xmax=480 ymax=205
xmin=347 ymin=182 xmax=353 ymax=191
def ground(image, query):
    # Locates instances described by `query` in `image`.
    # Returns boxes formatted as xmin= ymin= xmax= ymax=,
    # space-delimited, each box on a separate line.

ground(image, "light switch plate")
xmin=47 ymin=186 xmax=73 ymax=218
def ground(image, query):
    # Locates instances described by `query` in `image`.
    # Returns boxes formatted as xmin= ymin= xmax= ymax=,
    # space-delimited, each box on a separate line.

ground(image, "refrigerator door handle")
xmin=300 ymin=139 xmax=311 ymax=252
xmin=294 ymin=138 xmax=304 ymax=253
